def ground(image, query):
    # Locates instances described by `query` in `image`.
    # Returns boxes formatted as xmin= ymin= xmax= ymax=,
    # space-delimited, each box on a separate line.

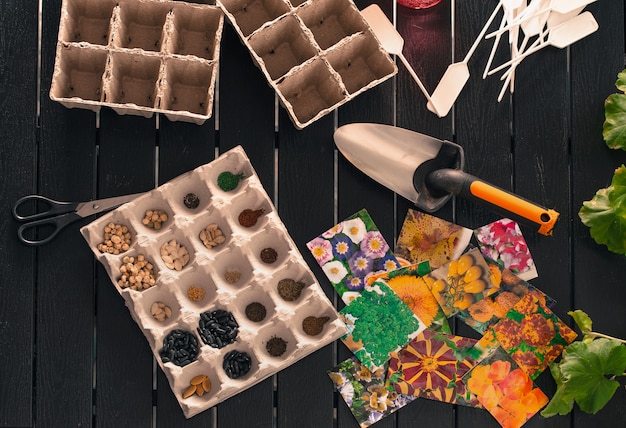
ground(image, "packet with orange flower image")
xmin=328 ymin=356 xmax=417 ymax=428
xmin=395 ymin=210 xmax=472 ymax=269
xmin=490 ymin=290 xmax=577 ymax=380
xmin=463 ymin=347 xmax=548 ymax=428
xmin=386 ymin=329 xmax=482 ymax=406
xmin=459 ymin=257 xmax=556 ymax=334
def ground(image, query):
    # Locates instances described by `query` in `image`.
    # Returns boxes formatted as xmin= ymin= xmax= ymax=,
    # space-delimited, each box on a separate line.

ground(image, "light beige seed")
xmin=201 ymin=377 xmax=211 ymax=393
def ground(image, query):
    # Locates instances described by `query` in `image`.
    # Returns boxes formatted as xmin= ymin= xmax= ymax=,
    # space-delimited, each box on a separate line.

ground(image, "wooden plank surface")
xmin=0 ymin=0 xmax=625 ymax=427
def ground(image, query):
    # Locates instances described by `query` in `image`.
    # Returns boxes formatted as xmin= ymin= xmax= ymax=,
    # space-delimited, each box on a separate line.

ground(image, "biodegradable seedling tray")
xmin=81 ymin=146 xmax=347 ymax=417
xmin=50 ymin=0 xmax=224 ymax=124
xmin=217 ymin=0 xmax=398 ymax=129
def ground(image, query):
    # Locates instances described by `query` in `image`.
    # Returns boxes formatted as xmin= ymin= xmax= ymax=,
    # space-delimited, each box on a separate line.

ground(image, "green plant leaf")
xmin=568 ymin=310 xmax=592 ymax=333
xmin=541 ymin=362 xmax=575 ymax=417
xmin=603 ymin=69 xmax=626 ymax=150
xmin=578 ymin=165 xmax=626 ymax=255
xmin=558 ymin=339 xmax=626 ymax=414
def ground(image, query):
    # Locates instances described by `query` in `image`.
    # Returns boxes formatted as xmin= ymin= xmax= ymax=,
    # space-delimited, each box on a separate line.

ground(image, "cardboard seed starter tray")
xmin=50 ymin=0 xmax=224 ymax=124
xmin=81 ymin=146 xmax=347 ymax=418
xmin=216 ymin=0 xmax=398 ymax=129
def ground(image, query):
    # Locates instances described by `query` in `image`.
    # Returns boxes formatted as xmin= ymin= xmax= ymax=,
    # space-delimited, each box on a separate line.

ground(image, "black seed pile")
xmin=223 ymin=350 xmax=252 ymax=379
xmin=183 ymin=192 xmax=200 ymax=209
xmin=197 ymin=309 xmax=239 ymax=348
xmin=159 ymin=329 xmax=199 ymax=367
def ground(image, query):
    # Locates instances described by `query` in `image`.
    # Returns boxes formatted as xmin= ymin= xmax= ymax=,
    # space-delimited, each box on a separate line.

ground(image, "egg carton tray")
xmin=80 ymin=146 xmax=347 ymax=418
xmin=216 ymin=0 xmax=398 ymax=129
xmin=50 ymin=0 xmax=224 ymax=125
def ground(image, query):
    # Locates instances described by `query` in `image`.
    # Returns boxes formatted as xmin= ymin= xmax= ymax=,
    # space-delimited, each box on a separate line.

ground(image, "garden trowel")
xmin=334 ymin=123 xmax=559 ymax=236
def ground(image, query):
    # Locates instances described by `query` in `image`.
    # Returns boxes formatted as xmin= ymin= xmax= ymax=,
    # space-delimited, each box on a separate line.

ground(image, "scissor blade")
xmin=75 ymin=193 xmax=143 ymax=218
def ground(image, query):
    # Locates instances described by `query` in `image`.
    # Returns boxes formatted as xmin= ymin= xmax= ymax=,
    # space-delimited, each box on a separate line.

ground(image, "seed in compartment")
xmin=199 ymin=223 xmax=226 ymax=249
xmin=260 ymin=247 xmax=278 ymax=264
xmin=159 ymin=329 xmax=199 ymax=367
xmin=277 ymin=278 xmax=306 ymax=301
xmin=142 ymin=209 xmax=168 ymax=230
xmin=118 ymin=255 xmax=156 ymax=291
xmin=187 ymin=285 xmax=206 ymax=302
xmin=97 ymin=222 xmax=131 ymax=255
xmin=222 ymin=350 xmax=252 ymax=379
xmin=238 ymin=208 xmax=265 ymax=227
xmin=183 ymin=193 xmax=200 ymax=209
xmin=160 ymin=239 xmax=190 ymax=271
xmin=183 ymin=374 xmax=212 ymax=399
xmin=224 ymin=268 xmax=241 ymax=284
xmin=266 ymin=336 xmax=287 ymax=357
xmin=302 ymin=316 xmax=330 ymax=336
xmin=151 ymin=301 xmax=172 ymax=322
xmin=217 ymin=171 xmax=245 ymax=192
xmin=198 ymin=309 xmax=239 ymax=348
xmin=245 ymin=302 xmax=266 ymax=322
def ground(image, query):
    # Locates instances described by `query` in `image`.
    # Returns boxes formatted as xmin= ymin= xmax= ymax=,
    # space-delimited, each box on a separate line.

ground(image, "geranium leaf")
xmin=603 ymin=69 xmax=626 ymax=150
xmin=541 ymin=363 xmax=575 ymax=417
xmin=568 ymin=310 xmax=592 ymax=334
xmin=559 ymin=339 xmax=626 ymax=414
xmin=578 ymin=165 xmax=626 ymax=255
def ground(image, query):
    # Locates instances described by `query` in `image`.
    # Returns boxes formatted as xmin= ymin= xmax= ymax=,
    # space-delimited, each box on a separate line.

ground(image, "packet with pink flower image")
xmin=307 ymin=209 xmax=400 ymax=304
xmin=474 ymin=218 xmax=538 ymax=281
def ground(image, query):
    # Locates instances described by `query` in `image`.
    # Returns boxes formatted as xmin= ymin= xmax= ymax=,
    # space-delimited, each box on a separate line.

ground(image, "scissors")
xmin=12 ymin=193 xmax=141 ymax=246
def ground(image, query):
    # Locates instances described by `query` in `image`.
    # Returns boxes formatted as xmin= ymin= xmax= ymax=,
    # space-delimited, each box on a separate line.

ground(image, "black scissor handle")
xmin=17 ymin=212 xmax=83 ymax=246
xmin=12 ymin=195 xmax=80 ymax=222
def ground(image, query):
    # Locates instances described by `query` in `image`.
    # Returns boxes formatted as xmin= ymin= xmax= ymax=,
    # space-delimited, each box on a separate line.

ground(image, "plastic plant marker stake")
xmin=483 ymin=13 xmax=510 ymax=79
xmin=546 ymin=6 xmax=586 ymax=28
xmin=551 ymin=0 xmax=597 ymax=14
xmin=487 ymin=11 xmax=598 ymax=77
xmin=427 ymin=1 xmax=504 ymax=117
xmin=497 ymin=35 xmax=544 ymax=101
xmin=361 ymin=4 xmax=434 ymax=107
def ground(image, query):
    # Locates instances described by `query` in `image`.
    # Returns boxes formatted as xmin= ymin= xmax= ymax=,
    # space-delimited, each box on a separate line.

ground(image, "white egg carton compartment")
xmin=216 ymin=0 xmax=398 ymax=129
xmin=81 ymin=146 xmax=347 ymax=418
xmin=50 ymin=0 xmax=224 ymax=125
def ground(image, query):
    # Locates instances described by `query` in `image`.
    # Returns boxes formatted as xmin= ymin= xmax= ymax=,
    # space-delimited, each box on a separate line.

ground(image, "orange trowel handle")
xmin=425 ymin=169 xmax=559 ymax=236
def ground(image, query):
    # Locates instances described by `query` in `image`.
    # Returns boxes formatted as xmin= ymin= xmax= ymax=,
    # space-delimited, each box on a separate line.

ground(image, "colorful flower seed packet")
xmin=423 ymin=248 xmax=497 ymax=320
xmin=340 ymin=280 xmax=427 ymax=371
xmin=457 ymin=256 xmax=556 ymax=334
xmin=328 ymin=357 xmax=417 ymax=428
xmin=395 ymin=209 xmax=472 ymax=269
xmin=387 ymin=329 xmax=482 ymax=406
xmin=307 ymin=209 xmax=400 ymax=304
xmin=463 ymin=347 xmax=548 ymax=428
xmin=371 ymin=264 xmax=451 ymax=334
xmin=474 ymin=218 xmax=537 ymax=281
xmin=491 ymin=290 xmax=577 ymax=380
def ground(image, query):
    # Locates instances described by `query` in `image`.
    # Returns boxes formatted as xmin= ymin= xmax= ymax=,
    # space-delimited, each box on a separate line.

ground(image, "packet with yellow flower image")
xmin=395 ymin=209 xmax=472 ymax=269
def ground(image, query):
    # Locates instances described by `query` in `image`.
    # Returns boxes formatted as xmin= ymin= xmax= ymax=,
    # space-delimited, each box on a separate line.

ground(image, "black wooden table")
xmin=2 ymin=1 xmax=625 ymax=427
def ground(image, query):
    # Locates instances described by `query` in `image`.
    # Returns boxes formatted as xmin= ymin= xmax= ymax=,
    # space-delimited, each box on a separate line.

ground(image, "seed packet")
xmin=491 ymin=290 xmax=577 ymax=380
xmin=370 ymin=263 xmax=451 ymax=334
xmin=328 ymin=356 xmax=417 ymax=428
xmin=459 ymin=256 xmax=556 ymax=334
xmin=474 ymin=218 xmax=537 ymax=281
xmin=307 ymin=209 xmax=400 ymax=304
xmin=423 ymin=248 xmax=497 ymax=320
xmin=387 ymin=329 xmax=482 ymax=406
xmin=463 ymin=347 xmax=548 ymax=428
xmin=339 ymin=280 xmax=426 ymax=371
xmin=395 ymin=209 xmax=472 ymax=269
